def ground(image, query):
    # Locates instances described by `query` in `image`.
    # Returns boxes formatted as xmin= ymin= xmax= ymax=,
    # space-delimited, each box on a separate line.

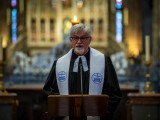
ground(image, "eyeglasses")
xmin=70 ymin=36 xmax=91 ymax=42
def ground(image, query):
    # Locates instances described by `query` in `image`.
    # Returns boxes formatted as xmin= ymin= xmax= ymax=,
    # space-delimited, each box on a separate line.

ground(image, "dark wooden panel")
xmin=0 ymin=93 xmax=18 ymax=120
xmin=127 ymin=93 xmax=160 ymax=120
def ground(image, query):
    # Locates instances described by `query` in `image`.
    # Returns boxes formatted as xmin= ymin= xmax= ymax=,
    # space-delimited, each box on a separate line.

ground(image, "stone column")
xmin=152 ymin=0 xmax=160 ymax=61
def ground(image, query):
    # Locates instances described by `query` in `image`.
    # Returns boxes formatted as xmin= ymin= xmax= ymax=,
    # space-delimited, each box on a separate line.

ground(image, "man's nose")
xmin=77 ymin=38 xmax=82 ymax=43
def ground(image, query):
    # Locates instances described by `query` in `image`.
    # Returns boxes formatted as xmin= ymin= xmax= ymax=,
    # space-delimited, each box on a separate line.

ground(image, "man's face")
xmin=70 ymin=31 xmax=91 ymax=55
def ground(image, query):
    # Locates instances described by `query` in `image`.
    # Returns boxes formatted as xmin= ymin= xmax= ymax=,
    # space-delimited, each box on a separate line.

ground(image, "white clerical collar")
xmin=73 ymin=56 xmax=88 ymax=72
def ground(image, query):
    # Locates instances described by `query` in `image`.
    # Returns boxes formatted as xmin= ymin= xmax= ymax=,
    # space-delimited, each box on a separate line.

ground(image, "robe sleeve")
xmin=43 ymin=61 xmax=64 ymax=120
xmin=102 ymin=56 xmax=122 ymax=116
xmin=43 ymin=60 xmax=60 ymax=97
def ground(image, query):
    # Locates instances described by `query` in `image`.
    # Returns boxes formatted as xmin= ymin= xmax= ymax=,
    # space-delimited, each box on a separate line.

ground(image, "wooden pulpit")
xmin=47 ymin=94 xmax=109 ymax=119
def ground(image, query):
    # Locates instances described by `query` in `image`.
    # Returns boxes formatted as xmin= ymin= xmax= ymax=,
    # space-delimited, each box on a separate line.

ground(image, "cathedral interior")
xmin=0 ymin=0 xmax=160 ymax=120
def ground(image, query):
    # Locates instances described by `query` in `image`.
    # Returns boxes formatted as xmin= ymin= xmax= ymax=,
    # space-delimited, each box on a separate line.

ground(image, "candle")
xmin=145 ymin=36 xmax=150 ymax=62
xmin=0 ymin=36 xmax=3 ymax=61
xmin=72 ymin=16 xmax=79 ymax=25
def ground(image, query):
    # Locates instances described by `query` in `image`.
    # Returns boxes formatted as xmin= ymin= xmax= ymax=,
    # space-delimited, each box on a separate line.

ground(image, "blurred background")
xmin=1 ymin=0 xmax=159 ymax=91
xmin=0 ymin=0 xmax=160 ymax=120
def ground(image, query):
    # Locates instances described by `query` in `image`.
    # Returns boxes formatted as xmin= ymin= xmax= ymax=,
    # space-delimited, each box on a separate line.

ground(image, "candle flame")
xmin=72 ymin=16 xmax=79 ymax=25
xmin=73 ymin=16 xmax=77 ymax=22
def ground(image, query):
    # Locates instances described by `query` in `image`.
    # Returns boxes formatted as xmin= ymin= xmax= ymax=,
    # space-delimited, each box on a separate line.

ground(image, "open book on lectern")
xmin=47 ymin=94 xmax=109 ymax=117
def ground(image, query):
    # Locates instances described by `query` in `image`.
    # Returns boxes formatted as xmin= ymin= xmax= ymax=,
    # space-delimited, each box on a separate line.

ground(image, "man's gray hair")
xmin=69 ymin=23 xmax=92 ymax=37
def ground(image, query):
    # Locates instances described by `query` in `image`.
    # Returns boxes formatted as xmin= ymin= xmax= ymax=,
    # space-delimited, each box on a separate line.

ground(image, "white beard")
xmin=74 ymin=47 xmax=85 ymax=55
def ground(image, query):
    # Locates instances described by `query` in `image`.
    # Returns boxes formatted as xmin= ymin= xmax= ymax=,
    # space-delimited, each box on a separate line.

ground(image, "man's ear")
xmin=69 ymin=38 xmax=72 ymax=43
xmin=69 ymin=39 xmax=73 ymax=46
xmin=89 ymin=37 xmax=92 ymax=42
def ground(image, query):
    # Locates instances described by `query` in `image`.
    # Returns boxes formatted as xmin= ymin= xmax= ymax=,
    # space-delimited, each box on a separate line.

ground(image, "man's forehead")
xmin=72 ymin=31 xmax=87 ymax=35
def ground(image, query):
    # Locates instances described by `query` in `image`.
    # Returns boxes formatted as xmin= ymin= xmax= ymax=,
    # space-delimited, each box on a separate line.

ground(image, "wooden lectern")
xmin=47 ymin=95 xmax=109 ymax=119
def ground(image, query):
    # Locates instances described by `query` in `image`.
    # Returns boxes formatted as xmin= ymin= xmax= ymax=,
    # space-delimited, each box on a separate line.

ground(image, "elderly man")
xmin=43 ymin=23 xmax=122 ymax=120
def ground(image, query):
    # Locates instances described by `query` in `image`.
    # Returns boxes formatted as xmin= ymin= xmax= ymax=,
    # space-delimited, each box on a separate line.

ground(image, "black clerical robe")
xmin=43 ymin=48 xmax=122 ymax=120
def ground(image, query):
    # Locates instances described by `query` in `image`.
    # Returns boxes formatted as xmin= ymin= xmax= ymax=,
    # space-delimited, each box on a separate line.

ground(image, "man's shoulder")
xmin=104 ymin=55 xmax=111 ymax=60
xmin=90 ymin=48 xmax=104 ymax=56
xmin=56 ymin=49 xmax=73 ymax=65
xmin=58 ymin=53 xmax=69 ymax=60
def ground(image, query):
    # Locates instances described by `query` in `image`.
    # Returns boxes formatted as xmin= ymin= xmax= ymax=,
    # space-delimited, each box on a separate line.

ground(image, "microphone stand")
xmin=79 ymin=63 xmax=83 ymax=120
xmin=80 ymin=63 xmax=83 ymax=95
